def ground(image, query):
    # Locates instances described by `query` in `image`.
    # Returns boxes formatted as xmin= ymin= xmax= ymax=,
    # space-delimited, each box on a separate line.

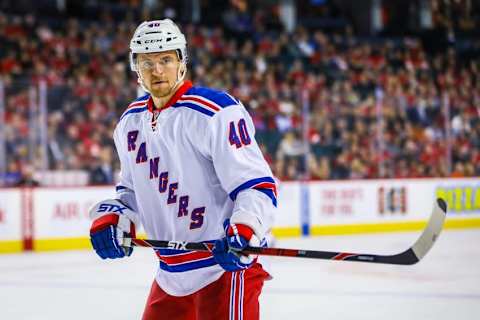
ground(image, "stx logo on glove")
xmin=97 ymin=203 xmax=128 ymax=214
xmin=167 ymin=241 xmax=187 ymax=250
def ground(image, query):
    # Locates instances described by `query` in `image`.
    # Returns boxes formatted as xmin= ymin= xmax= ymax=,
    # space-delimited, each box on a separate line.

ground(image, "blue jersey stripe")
xmin=115 ymin=185 xmax=127 ymax=192
xmin=159 ymin=257 xmax=217 ymax=272
xmin=186 ymin=87 xmax=238 ymax=108
xmin=134 ymin=94 xmax=150 ymax=102
xmin=120 ymin=107 xmax=148 ymax=121
xmin=229 ymin=177 xmax=277 ymax=207
xmin=174 ymin=102 xmax=215 ymax=117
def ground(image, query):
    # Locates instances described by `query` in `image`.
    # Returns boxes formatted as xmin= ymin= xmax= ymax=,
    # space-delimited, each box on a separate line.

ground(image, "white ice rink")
xmin=1 ymin=229 xmax=479 ymax=320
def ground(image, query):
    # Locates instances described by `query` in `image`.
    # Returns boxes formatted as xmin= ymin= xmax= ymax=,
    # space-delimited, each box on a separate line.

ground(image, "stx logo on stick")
xmin=168 ymin=241 xmax=187 ymax=250
xmin=97 ymin=204 xmax=128 ymax=214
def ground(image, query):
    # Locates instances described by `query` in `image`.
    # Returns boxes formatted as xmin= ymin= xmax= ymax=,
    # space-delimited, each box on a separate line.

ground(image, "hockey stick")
xmin=123 ymin=198 xmax=447 ymax=265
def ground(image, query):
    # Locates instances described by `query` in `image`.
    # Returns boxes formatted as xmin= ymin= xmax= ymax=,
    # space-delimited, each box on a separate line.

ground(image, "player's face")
xmin=137 ymin=51 xmax=181 ymax=98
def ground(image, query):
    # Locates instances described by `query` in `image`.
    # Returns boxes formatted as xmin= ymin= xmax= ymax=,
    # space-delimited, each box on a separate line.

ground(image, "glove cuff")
xmin=227 ymin=223 xmax=254 ymax=241
xmin=90 ymin=213 xmax=136 ymax=236
xmin=230 ymin=212 xmax=265 ymax=240
xmin=90 ymin=214 xmax=119 ymax=234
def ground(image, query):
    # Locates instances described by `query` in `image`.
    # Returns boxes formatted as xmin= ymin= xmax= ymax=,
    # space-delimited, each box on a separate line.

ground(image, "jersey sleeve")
xmin=207 ymin=104 xmax=277 ymax=238
xmin=113 ymin=126 xmax=139 ymax=214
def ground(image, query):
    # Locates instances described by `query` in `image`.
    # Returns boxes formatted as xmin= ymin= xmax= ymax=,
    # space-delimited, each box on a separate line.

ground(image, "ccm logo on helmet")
xmin=144 ymin=39 xmax=163 ymax=43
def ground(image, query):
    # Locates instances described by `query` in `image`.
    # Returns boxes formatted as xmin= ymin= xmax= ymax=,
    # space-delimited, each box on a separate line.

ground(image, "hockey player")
xmin=89 ymin=19 xmax=277 ymax=320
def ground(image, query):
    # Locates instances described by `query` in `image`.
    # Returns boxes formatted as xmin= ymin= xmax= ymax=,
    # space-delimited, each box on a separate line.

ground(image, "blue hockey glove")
xmin=89 ymin=199 xmax=136 ymax=259
xmin=213 ymin=219 xmax=260 ymax=272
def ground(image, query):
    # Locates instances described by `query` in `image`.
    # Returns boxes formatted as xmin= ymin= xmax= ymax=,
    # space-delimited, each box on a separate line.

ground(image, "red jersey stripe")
xmin=253 ymin=182 xmax=278 ymax=197
xmin=179 ymin=95 xmax=221 ymax=112
xmin=156 ymin=251 xmax=213 ymax=265
xmin=127 ymin=100 xmax=148 ymax=109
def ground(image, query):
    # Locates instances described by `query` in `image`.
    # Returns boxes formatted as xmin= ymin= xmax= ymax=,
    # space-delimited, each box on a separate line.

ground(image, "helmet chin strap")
xmin=173 ymin=63 xmax=187 ymax=90
xmin=136 ymin=70 xmax=150 ymax=94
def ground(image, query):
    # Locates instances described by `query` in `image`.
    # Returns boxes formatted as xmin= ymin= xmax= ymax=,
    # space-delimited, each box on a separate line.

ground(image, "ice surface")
xmin=0 ymin=229 xmax=479 ymax=319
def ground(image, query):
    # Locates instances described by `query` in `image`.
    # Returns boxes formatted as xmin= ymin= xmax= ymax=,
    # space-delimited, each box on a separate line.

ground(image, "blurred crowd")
xmin=1 ymin=0 xmax=479 ymax=186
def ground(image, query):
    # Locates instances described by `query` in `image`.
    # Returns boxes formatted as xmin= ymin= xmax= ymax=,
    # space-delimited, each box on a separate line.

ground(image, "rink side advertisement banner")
xmin=0 ymin=189 xmax=22 ymax=252
xmin=274 ymin=182 xmax=302 ymax=237
xmin=32 ymin=187 xmax=115 ymax=251
xmin=0 ymin=177 xmax=479 ymax=253
xmin=308 ymin=178 xmax=480 ymax=235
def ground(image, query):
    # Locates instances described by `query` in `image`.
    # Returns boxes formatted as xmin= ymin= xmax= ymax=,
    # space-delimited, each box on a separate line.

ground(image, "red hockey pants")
xmin=142 ymin=263 xmax=270 ymax=320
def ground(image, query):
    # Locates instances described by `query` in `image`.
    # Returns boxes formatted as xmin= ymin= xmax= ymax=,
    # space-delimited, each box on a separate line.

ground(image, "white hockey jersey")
xmin=113 ymin=81 xmax=277 ymax=296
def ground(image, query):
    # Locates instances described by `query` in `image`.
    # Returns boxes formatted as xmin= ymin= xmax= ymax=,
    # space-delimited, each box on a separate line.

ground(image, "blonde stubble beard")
xmin=139 ymin=63 xmax=186 ymax=101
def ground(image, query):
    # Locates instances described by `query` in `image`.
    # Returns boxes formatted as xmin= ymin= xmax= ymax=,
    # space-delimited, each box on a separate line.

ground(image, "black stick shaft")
xmin=127 ymin=238 xmax=417 ymax=265
xmin=125 ymin=199 xmax=446 ymax=266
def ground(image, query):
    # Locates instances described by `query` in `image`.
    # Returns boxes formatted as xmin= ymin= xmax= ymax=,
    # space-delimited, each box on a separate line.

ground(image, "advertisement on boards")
xmin=0 ymin=189 xmax=22 ymax=241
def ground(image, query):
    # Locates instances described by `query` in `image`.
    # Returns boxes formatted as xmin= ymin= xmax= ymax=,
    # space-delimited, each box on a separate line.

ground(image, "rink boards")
xmin=0 ymin=178 xmax=479 ymax=253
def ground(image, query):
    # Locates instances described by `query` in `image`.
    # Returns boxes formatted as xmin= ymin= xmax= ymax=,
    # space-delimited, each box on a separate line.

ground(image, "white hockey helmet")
xmin=129 ymin=19 xmax=188 ymax=72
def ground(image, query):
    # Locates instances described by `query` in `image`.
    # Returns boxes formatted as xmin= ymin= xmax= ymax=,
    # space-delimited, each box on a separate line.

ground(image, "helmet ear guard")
xmin=130 ymin=52 xmax=138 ymax=72
xmin=177 ymin=62 xmax=187 ymax=83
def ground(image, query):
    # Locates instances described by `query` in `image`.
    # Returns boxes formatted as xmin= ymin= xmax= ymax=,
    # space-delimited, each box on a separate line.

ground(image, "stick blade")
xmin=410 ymin=198 xmax=447 ymax=263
